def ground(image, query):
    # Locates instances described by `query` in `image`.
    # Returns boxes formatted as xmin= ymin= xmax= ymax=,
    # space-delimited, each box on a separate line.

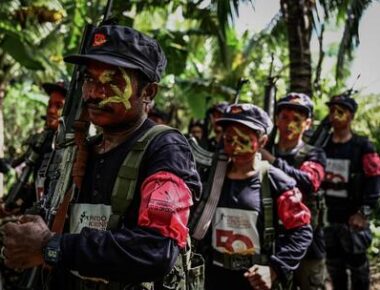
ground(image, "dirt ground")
xmin=371 ymin=266 xmax=380 ymax=290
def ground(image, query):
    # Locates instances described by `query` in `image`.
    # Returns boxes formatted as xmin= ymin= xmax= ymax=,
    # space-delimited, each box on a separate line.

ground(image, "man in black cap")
xmin=206 ymin=102 xmax=229 ymax=151
xmin=198 ymin=103 xmax=312 ymax=290
xmin=0 ymin=81 xmax=66 ymax=216
xmin=0 ymin=81 xmax=66 ymax=290
xmin=3 ymin=25 xmax=201 ymax=290
xmin=321 ymin=94 xmax=380 ymax=290
xmin=41 ymin=81 xmax=67 ymax=131
xmin=260 ymin=92 xmax=327 ymax=290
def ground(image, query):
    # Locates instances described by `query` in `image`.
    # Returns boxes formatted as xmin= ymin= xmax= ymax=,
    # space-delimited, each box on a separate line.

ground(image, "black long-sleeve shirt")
xmin=55 ymin=119 xmax=201 ymax=288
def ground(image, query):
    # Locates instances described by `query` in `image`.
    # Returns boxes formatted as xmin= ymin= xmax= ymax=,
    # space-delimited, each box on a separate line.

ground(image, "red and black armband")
xmin=276 ymin=188 xmax=311 ymax=229
xmin=138 ymin=171 xmax=193 ymax=248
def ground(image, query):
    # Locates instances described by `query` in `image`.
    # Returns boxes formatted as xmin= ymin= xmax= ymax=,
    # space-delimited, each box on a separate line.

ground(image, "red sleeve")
xmin=138 ymin=171 xmax=193 ymax=248
xmin=276 ymin=188 xmax=311 ymax=230
xmin=299 ymin=161 xmax=325 ymax=192
xmin=363 ymin=153 xmax=380 ymax=177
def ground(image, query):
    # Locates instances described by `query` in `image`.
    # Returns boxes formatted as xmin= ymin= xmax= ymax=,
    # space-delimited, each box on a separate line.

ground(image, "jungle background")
xmin=0 ymin=0 xmax=380 ymax=286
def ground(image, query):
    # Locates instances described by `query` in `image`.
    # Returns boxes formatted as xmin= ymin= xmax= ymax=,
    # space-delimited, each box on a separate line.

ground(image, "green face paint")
xmin=284 ymin=111 xmax=304 ymax=140
xmin=230 ymin=127 xmax=255 ymax=154
xmin=99 ymin=68 xmax=133 ymax=111
xmin=98 ymin=70 xmax=115 ymax=84
xmin=286 ymin=120 xmax=303 ymax=140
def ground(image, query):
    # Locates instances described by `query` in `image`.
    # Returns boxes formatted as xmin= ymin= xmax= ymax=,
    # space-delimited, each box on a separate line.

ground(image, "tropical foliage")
xmin=0 ymin=0 xmax=379 ymax=148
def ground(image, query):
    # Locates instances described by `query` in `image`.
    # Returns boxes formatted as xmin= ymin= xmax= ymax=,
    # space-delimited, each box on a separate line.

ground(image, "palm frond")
xmin=336 ymin=0 xmax=372 ymax=81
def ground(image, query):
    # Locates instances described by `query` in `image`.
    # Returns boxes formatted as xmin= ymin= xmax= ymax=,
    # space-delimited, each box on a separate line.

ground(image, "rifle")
xmin=233 ymin=78 xmax=249 ymax=104
xmin=263 ymin=54 xmax=277 ymax=149
xmin=4 ymin=129 xmax=53 ymax=210
xmin=15 ymin=1 xmax=114 ymax=288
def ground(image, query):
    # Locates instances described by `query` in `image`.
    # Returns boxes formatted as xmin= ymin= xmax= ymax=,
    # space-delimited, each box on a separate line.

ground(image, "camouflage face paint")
xmin=286 ymin=121 xmax=299 ymax=140
xmin=99 ymin=68 xmax=133 ymax=111
xmin=229 ymin=127 xmax=256 ymax=155
xmin=98 ymin=70 xmax=115 ymax=84
xmin=286 ymin=112 xmax=304 ymax=140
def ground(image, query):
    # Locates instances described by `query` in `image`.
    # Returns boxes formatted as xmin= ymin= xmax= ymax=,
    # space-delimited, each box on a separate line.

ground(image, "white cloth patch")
xmin=325 ymin=158 xmax=350 ymax=198
xmin=212 ymin=207 xmax=260 ymax=255
xmin=70 ymin=203 xmax=112 ymax=234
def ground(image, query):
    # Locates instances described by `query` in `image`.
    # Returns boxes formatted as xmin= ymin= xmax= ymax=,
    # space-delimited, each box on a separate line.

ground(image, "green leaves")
xmin=155 ymin=30 xmax=189 ymax=75
xmin=2 ymin=35 xmax=44 ymax=70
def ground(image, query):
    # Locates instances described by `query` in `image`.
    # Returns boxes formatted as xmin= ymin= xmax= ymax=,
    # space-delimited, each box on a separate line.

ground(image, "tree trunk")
xmin=281 ymin=0 xmax=315 ymax=97
xmin=0 ymin=84 xmax=4 ymax=197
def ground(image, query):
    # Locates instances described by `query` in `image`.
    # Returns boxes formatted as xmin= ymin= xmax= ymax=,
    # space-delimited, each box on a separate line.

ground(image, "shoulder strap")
xmin=108 ymin=125 xmax=175 ymax=229
xmin=294 ymin=143 xmax=314 ymax=168
xmin=191 ymin=149 xmax=228 ymax=240
xmin=256 ymin=159 xmax=274 ymax=255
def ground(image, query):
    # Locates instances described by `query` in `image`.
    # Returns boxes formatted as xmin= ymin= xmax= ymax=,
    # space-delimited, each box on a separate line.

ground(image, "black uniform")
xmin=322 ymin=134 xmax=380 ymax=290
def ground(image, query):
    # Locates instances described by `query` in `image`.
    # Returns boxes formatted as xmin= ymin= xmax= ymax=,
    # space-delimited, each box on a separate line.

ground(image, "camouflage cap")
xmin=276 ymin=92 xmax=313 ymax=117
xmin=216 ymin=103 xmax=273 ymax=135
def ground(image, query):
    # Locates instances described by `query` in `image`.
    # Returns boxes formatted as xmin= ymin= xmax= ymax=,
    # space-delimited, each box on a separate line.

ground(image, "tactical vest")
xmin=102 ymin=125 xmax=204 ymax=290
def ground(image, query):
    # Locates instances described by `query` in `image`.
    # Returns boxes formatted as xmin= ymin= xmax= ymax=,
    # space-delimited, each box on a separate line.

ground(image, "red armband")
xmin=300 ymin=161 xmax=325 ymax=192
xmin=277 ymin=188 xmax=311 ymax=229
xmin=138 ymin=171 xmax=193 ymax=248
xmin=363 ymin=153 xmax=380 ymax=176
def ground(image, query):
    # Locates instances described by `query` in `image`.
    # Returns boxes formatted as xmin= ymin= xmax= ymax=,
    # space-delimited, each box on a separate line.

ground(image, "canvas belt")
xmin=212 ymin=250 xmax=268 ymax=271
xmin=70 ymin=272 xmax=129 ymax=290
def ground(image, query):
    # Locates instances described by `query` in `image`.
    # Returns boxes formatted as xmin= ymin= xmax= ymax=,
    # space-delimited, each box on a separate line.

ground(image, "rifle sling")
xmin=191 ymin=151 xmax=228 ymax=240
xmin=51 ymin=186 xmax=74 ymax=234
xmin=108 ymin=125 xmax=176 ymax=230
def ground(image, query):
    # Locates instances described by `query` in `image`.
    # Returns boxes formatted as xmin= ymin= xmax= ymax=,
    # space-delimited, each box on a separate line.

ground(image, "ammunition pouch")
xmin=159 ymin=248 xmax=204 ymax=290
xmin=186 ymin=253 xmax=204 ymax=290
xmin=307 ymin=190 xmax=326 ymax=229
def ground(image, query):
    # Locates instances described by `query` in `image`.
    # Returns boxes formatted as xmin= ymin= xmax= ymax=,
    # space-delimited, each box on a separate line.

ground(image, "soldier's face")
xmin=276 ymin=108 xmax=310 ymax=142
xmin=223 ymin=124 xmax=260 ymax=165
xmin=329 ymin=104 xmax=352 ymax=129
xmin=82 ymin=61 xmax=144 ymax=129
xmin=46 ymin=91 xmax=65 ymax=130
xmin=190 ymin=125 xmax=203 ymax=141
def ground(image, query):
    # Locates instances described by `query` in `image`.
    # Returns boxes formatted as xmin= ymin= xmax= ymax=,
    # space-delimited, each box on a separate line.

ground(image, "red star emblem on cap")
xmin=230 ymin=107 xmax=243 ymax=114
xmin=289 ymin=97 xmax=302 ymax=104
xmin=92 ymin=33 xmax=107 ymax=47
